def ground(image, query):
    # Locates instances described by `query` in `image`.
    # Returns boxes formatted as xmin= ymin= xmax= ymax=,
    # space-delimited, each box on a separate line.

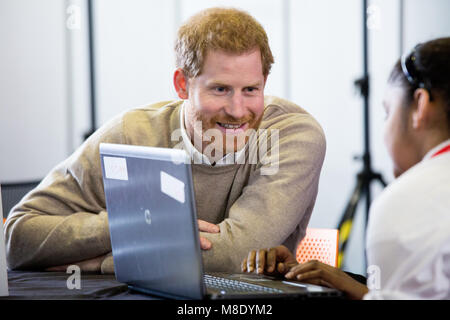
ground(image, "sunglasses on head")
xmin=401 ymin=44 xmax=433 ymax=101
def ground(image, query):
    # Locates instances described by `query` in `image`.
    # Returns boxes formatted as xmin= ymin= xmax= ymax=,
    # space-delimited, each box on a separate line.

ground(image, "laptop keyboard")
xmin=204 ymin=274 xmax=283 ymax=294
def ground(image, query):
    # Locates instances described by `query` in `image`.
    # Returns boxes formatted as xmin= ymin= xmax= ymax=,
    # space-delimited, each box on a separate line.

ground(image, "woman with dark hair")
xmin=242 ymin=37 xmax=450 ymax=300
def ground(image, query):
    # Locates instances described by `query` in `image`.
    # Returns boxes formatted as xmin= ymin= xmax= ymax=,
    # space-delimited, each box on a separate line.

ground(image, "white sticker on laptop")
xmin=160 ymin=171 xmax=185 ymax=203
xmin=103 ymin=156 xmax=128 ymax=181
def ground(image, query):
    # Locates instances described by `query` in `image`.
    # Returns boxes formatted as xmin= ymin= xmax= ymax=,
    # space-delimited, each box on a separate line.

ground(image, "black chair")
xmin=1 ymin=181 xmax=41 ymax=219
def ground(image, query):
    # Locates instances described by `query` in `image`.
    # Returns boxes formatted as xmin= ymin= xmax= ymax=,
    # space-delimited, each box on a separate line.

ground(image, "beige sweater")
xmin=4 ymin=96 xmax=326 ymax=274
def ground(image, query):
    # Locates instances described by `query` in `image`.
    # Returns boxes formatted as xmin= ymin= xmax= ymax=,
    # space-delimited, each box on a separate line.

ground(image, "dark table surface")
xmin=0 ymin=270 xmax=354 ymax=320
xmin=0 ymin=270 xmax=157 ymax=300
xmin=1 ymin=270 xmax=348 ymax=301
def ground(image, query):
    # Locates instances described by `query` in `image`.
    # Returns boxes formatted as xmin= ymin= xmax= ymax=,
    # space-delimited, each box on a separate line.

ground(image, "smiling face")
xmin=180 ymin=48 xmax=266 ymax=159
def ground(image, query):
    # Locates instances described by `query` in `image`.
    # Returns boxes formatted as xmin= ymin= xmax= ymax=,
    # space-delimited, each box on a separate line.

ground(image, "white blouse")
xmin=364 ymin=139 xmax=450 ymax=300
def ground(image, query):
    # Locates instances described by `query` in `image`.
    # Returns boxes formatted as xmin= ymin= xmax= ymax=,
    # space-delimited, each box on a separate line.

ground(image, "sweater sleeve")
xmin=200 ymin=113 xmax=326 ymax=272
xmin=4 ymin=115 xmax=126 ymax=270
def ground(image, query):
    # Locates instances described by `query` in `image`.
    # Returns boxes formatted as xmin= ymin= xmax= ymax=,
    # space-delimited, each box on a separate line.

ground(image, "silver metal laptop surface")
xmin=100 ymin=143 xmax=341 ymax=300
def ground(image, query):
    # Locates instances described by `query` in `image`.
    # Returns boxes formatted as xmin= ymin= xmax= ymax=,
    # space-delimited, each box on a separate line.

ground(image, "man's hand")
xmin=45 ymin=254 xmax=108 ymax=273
xmin=284 ymin=260 xmax=369 ymax=300
xmin=241 ymin=245 xmax=298 ymax=275
xmin=198 ymin=219 xmax=219 ymax=250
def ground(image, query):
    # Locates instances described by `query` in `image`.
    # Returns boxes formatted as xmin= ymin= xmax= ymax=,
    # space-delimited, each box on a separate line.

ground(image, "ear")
xmin=173 ymin=68 xmax=189 ymax=99
xmin=411 ymin=88 xmax=432 ymax=130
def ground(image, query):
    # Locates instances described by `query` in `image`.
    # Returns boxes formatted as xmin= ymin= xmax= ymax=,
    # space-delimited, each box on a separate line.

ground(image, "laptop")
xmin=99 ymin=143 xmax=341 ymax=300
xmin=0 ymin=185 xmax=10 ymax=297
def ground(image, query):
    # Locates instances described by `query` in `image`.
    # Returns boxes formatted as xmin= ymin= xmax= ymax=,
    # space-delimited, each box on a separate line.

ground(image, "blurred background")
xmin=1 ymin=0 xmax=449 ymax=275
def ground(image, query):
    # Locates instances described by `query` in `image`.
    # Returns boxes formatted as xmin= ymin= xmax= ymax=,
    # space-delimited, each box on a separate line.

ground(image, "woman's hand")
xmin=242 ymin=245 xmax=369 ymax=300
xmin=284 ymin=259 xmax=369 ymax=300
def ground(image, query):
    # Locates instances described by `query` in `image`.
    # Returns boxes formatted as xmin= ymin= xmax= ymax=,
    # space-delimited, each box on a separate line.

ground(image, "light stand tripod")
xmin=337 ymin=0 xmax=387 ymax=268
xmin=84 ymin=0 xmax=97 ymax=140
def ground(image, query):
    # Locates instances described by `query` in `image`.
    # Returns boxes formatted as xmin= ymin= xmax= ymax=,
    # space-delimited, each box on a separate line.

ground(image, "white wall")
xmin=66 ymin=0 xmax=92 ymax=151
xmin=93 ymin=0 xmax=178 ymax=125
xmin=0 ymin=0 xmax=69 ymax=182
xmin=403 ymin=0 xmax=450 ymax=51
xmin=1 ymin=0 xmax=449 ymax=275
xmin=289 ymin=0 xmax=367 ymax=274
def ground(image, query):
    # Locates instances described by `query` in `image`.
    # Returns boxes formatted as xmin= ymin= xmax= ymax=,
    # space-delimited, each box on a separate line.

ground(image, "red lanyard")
xmin=431 ymin=144 xmax=450 ymax=158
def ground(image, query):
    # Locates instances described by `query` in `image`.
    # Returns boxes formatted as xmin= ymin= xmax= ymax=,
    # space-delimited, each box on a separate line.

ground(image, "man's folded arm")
xmin=5 ymin=204 xmax=111 ymax=270
xmin=4 ymin=116 xmax=125 ymax=271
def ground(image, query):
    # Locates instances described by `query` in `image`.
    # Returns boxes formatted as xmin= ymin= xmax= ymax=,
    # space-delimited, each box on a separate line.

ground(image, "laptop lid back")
xmin=100 ymin=143 xmax=205 ymax=299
